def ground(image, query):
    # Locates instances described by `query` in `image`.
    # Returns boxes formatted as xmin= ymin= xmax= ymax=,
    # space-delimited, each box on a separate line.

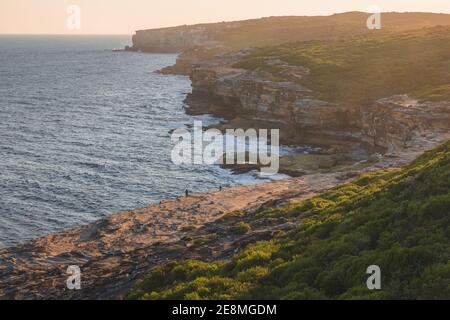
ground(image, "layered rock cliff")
xmin=1 ymin=13 xmax=450 ymax=300
xmin=128 ymin=12 xmax=450 ymax=54
xmin=360 ymin=96 xmax=450 ymax=152
xmin=127 ymin=15 xmax=450 ymax=162
xmin=129 ymin=24 xmax=225 ymax=53
xmin=184 ymin=50 xmax=450 ymax=158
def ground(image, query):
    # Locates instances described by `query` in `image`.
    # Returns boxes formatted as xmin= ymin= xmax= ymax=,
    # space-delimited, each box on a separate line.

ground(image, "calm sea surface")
xmin=0 ymin=35 xmax=298 ymax=248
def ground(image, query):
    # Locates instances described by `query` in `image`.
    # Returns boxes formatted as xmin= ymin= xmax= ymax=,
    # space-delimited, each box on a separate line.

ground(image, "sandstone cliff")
xmin=184 ymin=49 xmax=450 ymax=160
xmin=127 ymin=13 xmax=450 ymax=164
xmin=1 ymin=13 xmax=450 ymax=300
xmin=129 ymin=12 xmax=450 ymax=76
xmin=129 ymin=12 xmax=450 ymax=54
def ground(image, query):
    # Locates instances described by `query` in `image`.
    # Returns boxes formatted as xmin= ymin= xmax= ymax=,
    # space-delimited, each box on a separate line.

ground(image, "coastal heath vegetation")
xmin=233 ymin=26 xmax=450 ymax=104
xmin=128 ymin=141 xmax=450 ymax=300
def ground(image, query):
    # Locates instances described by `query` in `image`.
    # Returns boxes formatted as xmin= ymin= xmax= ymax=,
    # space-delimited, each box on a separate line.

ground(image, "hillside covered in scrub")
xmin=2 ymin=12 xmax=449 ymax=301
xmin=233 ymin=26 xmax=450 ymax=104
xmin=128 ymin=141 xmax=450 ymax=300
xmin=183 ymin=26 xmax=450 ymax=170
xmin=129 ymin=12 xmax=450 ymax=54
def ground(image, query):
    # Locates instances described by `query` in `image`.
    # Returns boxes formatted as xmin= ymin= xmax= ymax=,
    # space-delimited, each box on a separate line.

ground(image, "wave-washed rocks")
xmin=1 ymin=173 xmax=350 ymax=299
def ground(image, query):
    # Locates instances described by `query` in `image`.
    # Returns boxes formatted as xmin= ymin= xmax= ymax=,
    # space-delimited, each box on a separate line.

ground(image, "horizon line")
xmin=2 ymin=10 xmax=450 ymax=36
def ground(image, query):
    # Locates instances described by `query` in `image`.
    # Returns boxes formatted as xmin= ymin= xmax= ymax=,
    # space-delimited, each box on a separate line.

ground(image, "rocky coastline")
xmin=1 ymin=132 xmax=448 ymax=299
xmin=166 ymin=48 xmax=450 ymax=177
xmin=127 ymin=12 xmax=450 ymax=177
xmin=0 ymin=173 xmax=357 ymax=299
xmin=1 ymin=47 xmax=448 ymax=296
xmin=1 ymin=12 xmax=450 ymax=300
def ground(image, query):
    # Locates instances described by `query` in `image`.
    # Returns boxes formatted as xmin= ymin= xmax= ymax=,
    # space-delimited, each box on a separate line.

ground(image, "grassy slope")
xmin=166 ymin=13 xmax=450 ymax=65
xmin=220 ymin=12 xmax=450 ymax=49
xmin=128 ymin=141 xmax=450 ymax=300
xmin=233 ymin=26 xmax=450 ymax=104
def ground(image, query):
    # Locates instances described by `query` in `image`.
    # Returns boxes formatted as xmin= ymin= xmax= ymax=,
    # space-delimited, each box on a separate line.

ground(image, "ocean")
xmin=0 ymin=35 xmax=296 ymax=248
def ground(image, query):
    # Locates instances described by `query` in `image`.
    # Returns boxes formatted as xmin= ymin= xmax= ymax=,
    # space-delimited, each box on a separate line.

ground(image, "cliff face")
xmin=130 ymin=25 xmax=224 ymax=52
xmin=188 ymin=67 xmax=359 ymax=140
xmin=360 ymin=97 xmax=450 ymax=152
xmin=185 ymin=52 xmax=450 ymax=155
xmin=130 ymin=13 xmax=450 ymax=157
xmin=128 ymin=12 xmax=450 ymax=53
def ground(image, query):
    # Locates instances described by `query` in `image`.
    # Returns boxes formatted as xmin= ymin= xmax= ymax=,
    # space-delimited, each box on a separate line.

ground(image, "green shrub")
xmin=233 ymin=27 xmax=450 ymax=104
xmin=128 ymin=141 xmax=450 ymax=300
xmin=231 ymin=222 xmax=251 ymax=234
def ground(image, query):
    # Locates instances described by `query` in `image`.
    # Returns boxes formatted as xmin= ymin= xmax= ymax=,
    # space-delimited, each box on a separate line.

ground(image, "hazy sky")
xmin=1 ymin=0 xmax=450 ymax=35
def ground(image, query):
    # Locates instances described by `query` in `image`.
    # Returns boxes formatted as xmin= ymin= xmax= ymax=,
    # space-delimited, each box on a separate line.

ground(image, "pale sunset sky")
xmin=1 ymin=0 xmax=449 ymax=35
